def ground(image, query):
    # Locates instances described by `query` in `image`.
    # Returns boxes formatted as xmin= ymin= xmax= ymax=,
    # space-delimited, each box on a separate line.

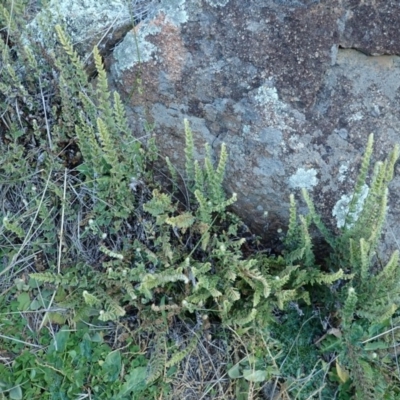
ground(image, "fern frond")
xmin=166 ymin=212 xmax=195 ymax=230
xmin=55 ymin=25 xmax=87 ymax=85
xmin=165 ymin=156 xmax=178 ymax=191
xmin=99 ymin=300 xmax=126 ymax=321
xmin=99 ymin=245 xmax=124 ymax=260
xmin=166 ymin=335 xmax=198 ymax=368
xmin=194 ymin=189 xmax=213 ymax=224
xmin=146 ymin=334 xmax=167 ymax=384
xmin=233 ymin=308 xmax=257 ymax=326
xmin=345 ymin=133 xmax=374 ymax=229
xmin=342 ymin=287 xmax=357 ymax=330
xmin=140 ymin=271 xmax=189 ymax=293
xmin=144 ymin=189 xmax=174 ymax=218
xmin=184 ymin=119 xmax=195 ymax=184
xmin=97 ymin=117 xmax=119 ymax=170
xmin=93 ymin=46 xmax=114 ymax=130
xmin=194 ymin=160 xmax=205 ymax=194
xmin=299 ymin=215 xmax=315 ymax=268
xmin=30 ymin=272 xmax=67 ymax=286
xmin=301 ymin=189 xmax=335 ymax=248
xmin=82 ymin=290 xmax=102 ymax=307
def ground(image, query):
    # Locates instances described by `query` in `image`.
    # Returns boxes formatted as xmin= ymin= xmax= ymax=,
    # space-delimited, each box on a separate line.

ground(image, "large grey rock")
xmin=107 ymin=0 xmax=400 ymax=256
xmin=24 ymin=0 xmax=136 ymax=72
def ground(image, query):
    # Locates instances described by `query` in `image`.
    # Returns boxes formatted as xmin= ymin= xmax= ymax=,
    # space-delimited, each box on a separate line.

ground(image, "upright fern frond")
xmin=184 ymin=118 xmax=195 ymax=184
xmin=55 ymin=25 xmax=87 ymax=87
xmin=344 ymin=133 xmax=374 ymax=229
xmin=194 ymin=160 xmax=205 ymax=193
xmin=97 ymin=117 xmax=119 ymax=171
xmin=146 ymin=333 xmax=167 ymax=384
xmin=93 ymin=46 xmax=114 ymax=131
xmin=301 ymin=189 xmax=335 ymax=248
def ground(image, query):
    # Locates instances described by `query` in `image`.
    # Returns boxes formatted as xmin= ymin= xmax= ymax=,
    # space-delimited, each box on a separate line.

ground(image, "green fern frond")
xmin=144 ymin=189 xmax=174 ymax=217
xmin=55 ymin=25 xmax=87 ymax=86
xmin=93 ymin=46 xmax=114 ymax=129
xmin=184 ymin=119 xmax=195 ymax=184
xmin=2 ymin=216 xmax=25 ymax=239
xmin=82 ymin=290 xmax=102 ymax=307
xmin=359 ymin=238 xmax=371 ymax=281
xmin=166 ymin=212 xmax=195 ymax=230
xmin=376 ymin=250 xmax=399 ymax=281
xmin=140 ymin=271 xmax=189 ymax=293
xmin=194 ymin=160 xmax=205 ymax=193
xmin=99 ymin=245 xmax=124 ymax=260
xmin=299 ymin=215 xmax=315 ymax=268
xmin=301 ymin=189 xmax=335 ymax=248
xmin=384 ymin=143 xmax=400 ymax=184
xmin=225 ymin=286 xmax=241 ymax=302
xmin=313 ymin=268 xmax=345 ymax=285
xmin=146 ymin=334 xmax=167 ymax=384
xmin=194 ymin=189 xmax=213 ymax=224
xmin=165 ymin=156 xmax=178 ymax=191
xmin=345 ymin=133 xmax=374 ymax=229
xmin=166 ymin=335 xmax=198 ymax=368
xmin=99 ymin=300 xmax=126 ymax=321
xmin=342 ymin=287 xmax=357 ymax=330
xmin=30 ymin=272 xmax=67 ymax=286
xmin=97 ymin=117 xmax=119 ymax=170
xmin=233 ymin=308 xmax=257 ymax=326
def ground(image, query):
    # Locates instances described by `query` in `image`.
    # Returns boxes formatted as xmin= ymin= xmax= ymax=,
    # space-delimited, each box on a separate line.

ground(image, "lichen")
xmin=112 ymin=24 xmax=161 ymax=79
xmin=332 ymin=184 xmax=369 ymax=228
xmin=205 ymin=0 xmax=230 ymax=7
xmin=111 ymin=0 xmax=189 ymax=79
xmin=289 ymin=168 xmax=319 ymax=190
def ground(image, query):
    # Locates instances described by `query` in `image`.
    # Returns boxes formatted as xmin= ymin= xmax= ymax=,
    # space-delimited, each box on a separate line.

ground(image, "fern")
xmin=184 ymin=118 xmax=195 ymax=185
xmin=146 ymin=333 xmax=167 ymax=384
xmin=166 ymin=335 xmax=198 ymax=368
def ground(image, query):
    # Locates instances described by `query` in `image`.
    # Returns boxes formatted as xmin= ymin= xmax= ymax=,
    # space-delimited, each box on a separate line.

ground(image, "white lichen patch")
xmin=332 ymin=184 xmax=369 ymax=228
xmin=111 ymin=0 xmax=189 ymax=79
xmin=255 ymin=84 xmax=279 ymax=103
xmin=288 ymin=134 xmax=305 ymax=151
xmin=338 ymin=164 xmax=348 ymax=183
xmin=348 ymin=111 xmax=363 ymax=122
xmin=205 ymin=0 xmax=230 ymax=7
xmin=112 ymin=26 xmax=160 ymax=79
xmin=159 ymin=0 xmax=188 ymax=25
xmin=289 ymin=168 xmax=319 ymax=190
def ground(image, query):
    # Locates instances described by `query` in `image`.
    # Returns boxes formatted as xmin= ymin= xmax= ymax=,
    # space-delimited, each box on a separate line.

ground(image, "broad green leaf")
xmin=118 ymin=366 xmax=147 ymax=396
xmin=17 ymin=292 xmax=30 ymax=311
xmin=102 ymin=350 xmax=121 ymax=381
xmin=336 ymin=362 xmax=350 ymax=383
xmin=228 ymin=364 xmax=242 ymax=379
xmin=9 ymin=386 xmax=23 ymax=400
xmin=364 ymin=341 xmax=390 ymax=351
xmin=243 ymin=369 xmax=266 ymax=382
xmin=48 ymin=327 xmax=70 ymax=354
xmin=29 ymin=299 xmax=41 ymax=311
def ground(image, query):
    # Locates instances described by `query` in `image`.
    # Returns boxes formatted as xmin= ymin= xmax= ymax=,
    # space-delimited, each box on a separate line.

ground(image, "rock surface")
xmin=106 ymin=0 xmax=400 ymax=256
xmin=25 ymin=0 xmax=136 ymax=73
xmin=32 ymin=0 xmax=400 ymax=256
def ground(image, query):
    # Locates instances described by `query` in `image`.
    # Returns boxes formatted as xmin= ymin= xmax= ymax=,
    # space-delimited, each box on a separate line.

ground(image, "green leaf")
xmin=228 ymin=364 xmax=242 ymax=379
xmin=118 ymin=366 xmax=147 ymax=396
xmin=17 ymin=293 xmax=30 ymax=311
xmin=48 ymin=327 xmax=70 ymax=354
xmin=364 ymin=341 xmax=390 ymax=351
xmin=29 ymin=299 xmax=41 ymax=311
xmin=9 ymin=386 xmax=23 ymax=400
xmin=242 ymin=369 xmax=266 ymax=382
xmin=102 ymin=350 xmax=121 ymax=381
